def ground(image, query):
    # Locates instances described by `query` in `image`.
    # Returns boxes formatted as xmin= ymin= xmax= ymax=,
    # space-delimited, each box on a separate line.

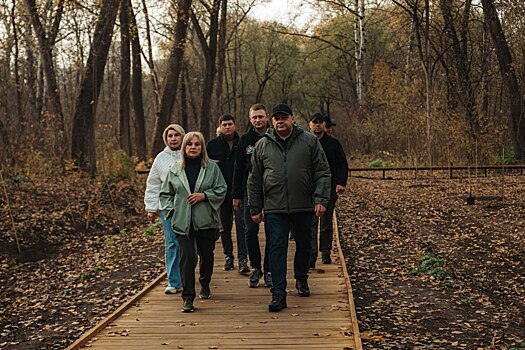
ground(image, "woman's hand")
xmin=147 ymin=211 xmax=158 ymax=222
xmin=187 ymin=192 xmax=205 ymax=205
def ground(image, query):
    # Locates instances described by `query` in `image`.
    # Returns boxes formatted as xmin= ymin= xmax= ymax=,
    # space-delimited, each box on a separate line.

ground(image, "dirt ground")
xmin=337 ymin=170 xmax=525 ymax=349
xmin=0 ymin=170 xmax=524 ymax=349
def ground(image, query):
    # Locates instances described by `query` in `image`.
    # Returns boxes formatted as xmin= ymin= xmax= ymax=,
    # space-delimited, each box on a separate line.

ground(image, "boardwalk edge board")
xmin=66 ymin=272 xmax=167 ymax=350
xmin=334 ymin=211 xmax=364 ymax=350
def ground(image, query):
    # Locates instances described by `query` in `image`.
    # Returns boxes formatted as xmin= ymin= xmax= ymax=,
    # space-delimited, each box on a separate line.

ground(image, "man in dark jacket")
xmin=248 ymin=103 xmax=331 ymax=312
xmin=308 ymin=112 xmax=349 ymax=267
xmin=207 ymin=114 xmax=249 ymax=274
xmin=232 ymin=104 xmax=272 ymax=288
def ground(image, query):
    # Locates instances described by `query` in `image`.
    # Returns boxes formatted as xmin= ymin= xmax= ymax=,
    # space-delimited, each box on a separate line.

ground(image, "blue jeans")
xmin=265 ymin=212 xmax=313 ymax=296
xmin=160 ymin=211 xmax=182 ymax=289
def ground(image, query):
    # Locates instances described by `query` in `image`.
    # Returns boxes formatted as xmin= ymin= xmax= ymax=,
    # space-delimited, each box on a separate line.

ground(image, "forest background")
xmin=1 ymin=0 xmax=525 ymax=175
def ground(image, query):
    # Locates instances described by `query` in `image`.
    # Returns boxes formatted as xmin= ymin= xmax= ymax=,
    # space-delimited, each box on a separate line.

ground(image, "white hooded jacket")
xmin=144 ymin=146 xmax=182 ymax=212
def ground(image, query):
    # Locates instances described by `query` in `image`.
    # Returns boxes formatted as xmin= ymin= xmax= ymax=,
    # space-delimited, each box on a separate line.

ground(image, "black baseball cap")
xmin=309 ymin=112 xmax=325 ymax=122
xmin=325 ymin=116 xmax=336 ymax=127
xmin=271 ymin=103 xmax=293 ymax=117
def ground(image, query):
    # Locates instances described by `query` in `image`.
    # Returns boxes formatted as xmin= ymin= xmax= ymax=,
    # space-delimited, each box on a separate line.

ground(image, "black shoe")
xmin=322 ymin=251 xmax=332 ymax=264
xmin=249 ymin=268 xmax=263 ymax=288
xmin=199 ymin=286 xmax=211 ymax=299
xmin=224 ymin=256 xmax=234 ymax=271
xmin=181 ymin=298 xmax=194 ymax=312
xmin=263 ymin=271 xmax=273 ymax=287
xmin=309 ymin=257 xmax=316 ymax=269
xmin=239 ymin=259 xmax=250 ymax=275
xmin=296 ymin=279 xmax=310 ymax=297
xmin=268 ymin=294 xmax=287 ymax=312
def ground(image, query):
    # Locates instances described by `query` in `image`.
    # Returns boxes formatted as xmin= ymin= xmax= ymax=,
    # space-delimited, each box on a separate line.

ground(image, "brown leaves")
xmin=0 ymin=174 xmax=165 ymax=349
xmin=338 ymin=173 xmax=525 ymax=348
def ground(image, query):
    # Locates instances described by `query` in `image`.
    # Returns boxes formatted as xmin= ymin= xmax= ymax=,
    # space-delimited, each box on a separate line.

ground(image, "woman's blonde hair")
xmin=179 ymin=131 xmax=210 ymax=169
xmin=162 ymin=124 xmax=186 ymax=147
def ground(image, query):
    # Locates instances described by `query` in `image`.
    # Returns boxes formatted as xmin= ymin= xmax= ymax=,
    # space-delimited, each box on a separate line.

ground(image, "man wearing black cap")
xmin=324 ymin=116 xmax=336 ymax=135
xmin=248 ymin=103 xmax=331 ymax=312
xmin=308 ymin=112 xmax=348 ymax=266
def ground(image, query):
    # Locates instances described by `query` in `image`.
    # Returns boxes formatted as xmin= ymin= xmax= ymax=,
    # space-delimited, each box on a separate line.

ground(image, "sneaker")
xmin=224 ymin=256 xmax=234 ymax=271
xmin=239 ymin=259 xmax=250 ymax=275
xmin=199 ymin=286 xmax=211 ymax=299
xmin=263 ymin=271 xmax=273 ymax=287
xmin=322 ymin=251 xmax=332 ymax=264
xmin=164 ymin=286 xmax=180 ymax=294
xmin=181 ymin=299 xmax=194 ymax=312
xmin=296 ymin=279 xmax=310 ymax=297
xmin=249 ymin=268 xmax=263 ymax=288
xmin=268 ymin=294 xmax=287 ymax=312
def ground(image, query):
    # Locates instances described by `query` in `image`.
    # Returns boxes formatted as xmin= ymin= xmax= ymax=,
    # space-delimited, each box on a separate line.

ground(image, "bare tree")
xmin=480 ymin=0 xmax=525 ymax=160
xmin=71 ymin=0 xmax=120 ymax=175
xmin=151 ymin=0 xmax=193 ymax=157
xmin=24 ymin=0 xmax=66 ymax=160
xmin=129 ymin=0 xmax=147 ymax=161
xmin=190 ymin=0 xmax=221 ymax=139
xmin=120 ymin=0 xmax=132 ymax=155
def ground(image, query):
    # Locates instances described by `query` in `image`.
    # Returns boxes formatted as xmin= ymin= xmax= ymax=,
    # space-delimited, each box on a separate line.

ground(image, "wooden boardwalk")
xmin=68 ymin=215 xmax=361 ymax=349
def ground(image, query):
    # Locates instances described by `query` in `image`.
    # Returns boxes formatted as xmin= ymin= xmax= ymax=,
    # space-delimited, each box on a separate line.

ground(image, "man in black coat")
xmin=232 ymin=104 xmax=272 ymax=288
xmin=308 ymin=112 xmax=348 ymax=266
xmin=207 ymin=114 xmax=249 ymax=274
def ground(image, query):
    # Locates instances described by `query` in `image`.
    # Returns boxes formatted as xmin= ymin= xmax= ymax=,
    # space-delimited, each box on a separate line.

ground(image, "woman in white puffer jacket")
xmin=144 ymin=124 xmax=186 ymax=294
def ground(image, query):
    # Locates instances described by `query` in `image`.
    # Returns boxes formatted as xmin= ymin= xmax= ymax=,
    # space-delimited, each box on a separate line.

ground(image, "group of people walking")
xmin=144 ymin=103 xmax=348 ymax=313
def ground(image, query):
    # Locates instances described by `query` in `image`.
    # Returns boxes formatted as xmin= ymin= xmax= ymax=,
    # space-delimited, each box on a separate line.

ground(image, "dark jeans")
xmin=311 ymin=190 xmax=337 ymax=262
xmin=220 ymin=199 xmax=247 ymax=261
xmin=265 ymin=212 xmax=313 ymax=296
xmin=177 ymin=228 xmax=217 ymax=301
xmin=243 ymin=193 xmax=270 ymax=272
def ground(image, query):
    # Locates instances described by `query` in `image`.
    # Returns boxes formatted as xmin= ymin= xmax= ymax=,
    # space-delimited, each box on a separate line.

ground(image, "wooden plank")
xmin=72 ymin=218 xmax=360 ymax=349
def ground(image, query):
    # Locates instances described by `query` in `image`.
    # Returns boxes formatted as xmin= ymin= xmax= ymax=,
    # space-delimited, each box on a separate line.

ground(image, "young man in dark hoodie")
xmin=308 ymin=112 xmax=348 ymax=267
xmin=232 ymin=104 xmax=272 ymax=288
xmin=206 ymin=114 xmax=249 ymax=274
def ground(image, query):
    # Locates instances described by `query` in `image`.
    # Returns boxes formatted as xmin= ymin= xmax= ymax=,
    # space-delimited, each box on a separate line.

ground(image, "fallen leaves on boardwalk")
xmin=337 ymin=171 xmax=525 ymax=349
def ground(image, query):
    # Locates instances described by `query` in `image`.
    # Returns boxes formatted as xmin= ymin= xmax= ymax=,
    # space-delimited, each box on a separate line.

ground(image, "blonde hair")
xmin=179 ymin=131 xmax=210 ymax=169
xmin=162 ymin=124 xmax=186 ymax=147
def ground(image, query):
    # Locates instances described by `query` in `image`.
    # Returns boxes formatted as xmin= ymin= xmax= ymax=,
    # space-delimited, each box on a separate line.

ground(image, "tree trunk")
xmin=24 ymin=0 xmax=66 ymax=161
xmin=141 ymin=0 xmax=160 ymax=115
xmin=71 ymin=0 xmax=119 ymax=176
xmin=129 ymin=0 xmax=147 ymax=161
xmin=119 ymin=0 xmax=132 ymax=155
xmin=11 ymin=0 xmax=22 ymax=132
xmin=480 ymin=0 xmax=525 ymax=160
xmin=180 ymin=63 xmax=189 ymax=132
xmin=190 ymin=0 xmax=221 ymax=140
xmin=151 ymin=0 xmax=193 ymax=157
xmin=440 ymin=0 xmax=479 ymax=143
xmin=215 ymin=0 xmax=227 ymax=114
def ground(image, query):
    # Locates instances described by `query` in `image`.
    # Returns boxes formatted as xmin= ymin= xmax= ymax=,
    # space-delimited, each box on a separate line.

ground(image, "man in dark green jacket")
xmin=248 ymin=103 xmax=331 ymax=312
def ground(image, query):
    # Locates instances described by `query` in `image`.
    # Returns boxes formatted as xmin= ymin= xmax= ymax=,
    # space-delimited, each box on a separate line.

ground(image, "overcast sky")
xmin=250 ymin=0 xmax=319 ymax=29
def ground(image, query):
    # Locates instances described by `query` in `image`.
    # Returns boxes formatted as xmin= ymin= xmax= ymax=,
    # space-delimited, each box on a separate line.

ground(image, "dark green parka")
xmin=248 ymin=125 xmax=331 ymax=215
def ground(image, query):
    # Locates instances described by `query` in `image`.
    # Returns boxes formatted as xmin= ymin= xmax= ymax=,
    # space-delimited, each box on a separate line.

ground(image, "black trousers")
xmin=311 ymin=188 xmax=338 ymax=262
xmin=177 ymin=228 xmax=218 ymax=301
xmin=243 ymin=192 xmax=270 ymax=272
xmin=219 ymin=199 xmax=247 ymax=261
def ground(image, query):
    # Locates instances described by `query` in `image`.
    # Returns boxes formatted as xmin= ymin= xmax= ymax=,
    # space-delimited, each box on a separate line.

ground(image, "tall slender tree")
xmin=71 ymin=0 xmax=120 ymax=175
xmin=190 ymin=0 xmax=221 ymax=139
xmin=24 ymin=0 xmax=66 ymax=160
xmin=129 ymin=0 xmax=147 ymax=161
xmin=119 ymin=0 xmax=132 ymax=155
xmin=151 ymin=0 xmax=193 ymax=157
xmin=480 ymin=0 xmax=525 ymax=160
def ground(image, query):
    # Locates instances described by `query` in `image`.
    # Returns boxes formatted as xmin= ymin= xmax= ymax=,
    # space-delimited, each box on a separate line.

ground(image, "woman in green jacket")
xmin=160 ymin=132 xmax=227 ymax=312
